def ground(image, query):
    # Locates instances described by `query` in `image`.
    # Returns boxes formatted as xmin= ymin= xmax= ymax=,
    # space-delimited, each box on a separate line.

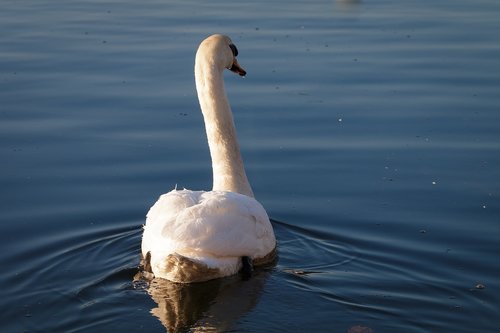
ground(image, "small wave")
xmin=271 ymin=218 xmax=358 ymax=274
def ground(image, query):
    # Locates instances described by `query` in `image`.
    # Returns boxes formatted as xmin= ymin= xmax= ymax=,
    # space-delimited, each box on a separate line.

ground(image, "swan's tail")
xmin=141 ymin=251 xmax=221 ymax=283
xmin=140 ymin=247 xmax=277 ymax=283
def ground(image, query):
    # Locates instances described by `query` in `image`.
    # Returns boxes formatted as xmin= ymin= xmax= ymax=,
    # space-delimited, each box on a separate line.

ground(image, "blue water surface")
xmin=1 ymin=0 xmax=499 ymax=332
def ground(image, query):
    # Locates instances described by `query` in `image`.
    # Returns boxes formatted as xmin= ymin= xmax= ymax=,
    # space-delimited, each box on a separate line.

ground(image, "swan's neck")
xmin=195 ymin=60 xmax=254 ymax=198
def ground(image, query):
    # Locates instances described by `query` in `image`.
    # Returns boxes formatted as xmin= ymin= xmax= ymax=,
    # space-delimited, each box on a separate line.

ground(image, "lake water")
xmin=1 ymin=0 xmax=499 ymax=332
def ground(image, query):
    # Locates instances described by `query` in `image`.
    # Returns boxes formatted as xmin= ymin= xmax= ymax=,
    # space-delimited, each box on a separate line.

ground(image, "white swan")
xmin=141 ymin=34 xmax=277 ymax=283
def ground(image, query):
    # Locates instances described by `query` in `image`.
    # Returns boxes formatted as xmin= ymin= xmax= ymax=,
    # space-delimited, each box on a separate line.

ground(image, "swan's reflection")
xmin=145 ymin=270 xmax=271 ymax=332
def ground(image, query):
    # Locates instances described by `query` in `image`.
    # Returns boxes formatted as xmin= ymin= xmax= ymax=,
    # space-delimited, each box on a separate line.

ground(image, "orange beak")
xmin=229 ymin=58 xmax=246 ymax=77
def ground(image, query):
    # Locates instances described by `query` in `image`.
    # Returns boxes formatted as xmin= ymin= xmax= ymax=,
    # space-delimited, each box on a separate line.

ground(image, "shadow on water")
xmin=139 ymin=270 xmax=272 ymax=332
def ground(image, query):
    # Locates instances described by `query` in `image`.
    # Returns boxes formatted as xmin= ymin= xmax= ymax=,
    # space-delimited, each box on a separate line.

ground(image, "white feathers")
xmin=142 ymin=189 xmax=275 ymax=265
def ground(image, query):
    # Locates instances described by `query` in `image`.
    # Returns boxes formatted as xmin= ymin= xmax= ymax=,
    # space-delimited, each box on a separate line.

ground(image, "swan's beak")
xmin=229 ymin=58 xmax=246 ymax=77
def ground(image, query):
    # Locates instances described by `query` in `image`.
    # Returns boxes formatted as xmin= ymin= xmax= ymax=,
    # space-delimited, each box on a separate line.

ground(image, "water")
xmin=1 ymin=0 xmax=499 ymax=332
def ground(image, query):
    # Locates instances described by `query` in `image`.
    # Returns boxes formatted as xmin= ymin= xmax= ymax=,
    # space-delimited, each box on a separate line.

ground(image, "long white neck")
xmin=195 ymin=55 xmax=254 ymax=198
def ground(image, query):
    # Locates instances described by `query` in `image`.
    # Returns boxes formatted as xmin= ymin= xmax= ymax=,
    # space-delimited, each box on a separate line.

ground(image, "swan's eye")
xmin=229 ymin=44 xmax=238 ymax=57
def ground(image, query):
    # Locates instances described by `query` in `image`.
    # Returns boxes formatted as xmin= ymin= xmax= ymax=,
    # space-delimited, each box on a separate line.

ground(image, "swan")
xmin=141 ymin=34 xmax=277 ymax=283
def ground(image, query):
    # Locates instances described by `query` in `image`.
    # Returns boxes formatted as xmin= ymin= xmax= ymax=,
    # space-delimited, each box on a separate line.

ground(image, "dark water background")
xmin=1 ymin=0 xmax=499 ymax=332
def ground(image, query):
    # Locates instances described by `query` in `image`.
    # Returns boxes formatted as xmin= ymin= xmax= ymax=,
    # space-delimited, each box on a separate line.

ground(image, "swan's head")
xmin=197 ymin=34 xmax=246 ymax=77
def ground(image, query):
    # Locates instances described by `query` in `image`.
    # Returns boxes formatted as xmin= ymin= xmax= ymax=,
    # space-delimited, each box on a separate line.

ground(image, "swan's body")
xmin=141 ymin=34 xmax=276 ymax=283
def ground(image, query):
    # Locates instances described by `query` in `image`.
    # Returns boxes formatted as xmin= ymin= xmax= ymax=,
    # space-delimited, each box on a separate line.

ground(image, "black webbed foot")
xmin=241 ymin=256 xmax=253 ymax=280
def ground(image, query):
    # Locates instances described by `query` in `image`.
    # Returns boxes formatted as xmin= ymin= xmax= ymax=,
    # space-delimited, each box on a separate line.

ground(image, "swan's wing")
xmin=142 ymin=190 xmax=203 ymax=257
xmin=142 ymin=190 xmax=275 ymax=260
xmin=171 ymin=191 xmax=275 ymax=258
